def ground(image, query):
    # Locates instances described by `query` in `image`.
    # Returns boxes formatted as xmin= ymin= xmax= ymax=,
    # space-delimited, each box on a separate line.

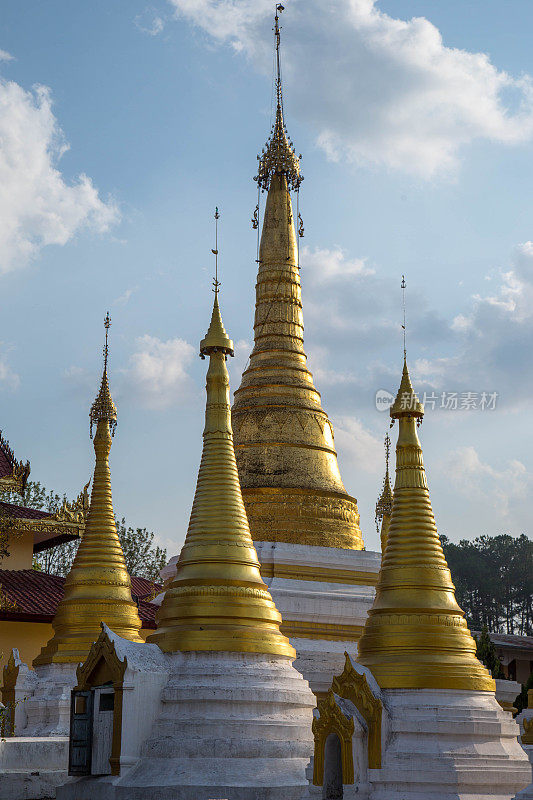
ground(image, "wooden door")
xmin=91 ymin=687 xmax=115 ymax=775
xmin=69 ymin=690 xmax=94 ymax=776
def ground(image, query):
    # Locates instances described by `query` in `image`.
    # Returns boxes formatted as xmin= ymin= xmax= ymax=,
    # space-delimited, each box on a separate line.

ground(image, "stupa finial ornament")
xmin=389 ymin=277 xmax=424 ymax=424
xmin=375 ymin=433 xmax=393 ymax=535
xmin=200 ymin=207 xmax=234 ymax=358
xmin=255 ymin=4 xmax=302 ymax=191
xmin=90 ymin=312 xmax=117 ymax=438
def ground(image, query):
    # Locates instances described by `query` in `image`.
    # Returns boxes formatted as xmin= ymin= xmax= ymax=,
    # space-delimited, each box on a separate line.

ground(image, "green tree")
xmin=440 ymin=534 xmax=532 ymax=636
xmin=1 ymin=480 xmax=167 ymax=584
xmin=34 ymin=519 xmax=167 ymax=582
xmin=473 ymin=625 xmax=504 ymax=679
xmin=514 ymin=670 xmax=533 ymax=715
xmin=0 ymin=480 xmax=77 ymax=575
xmin=114 ymin=518 xmax=167 ymax=582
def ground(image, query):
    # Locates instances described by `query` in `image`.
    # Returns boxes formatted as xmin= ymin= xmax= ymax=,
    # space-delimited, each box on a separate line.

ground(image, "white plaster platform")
xmin=160 ymin=541 xmax=381 ymax=694
xmin=495 ymin=678 xmax=522 ymax=714
xmin=369 ymin=689 xmax=531 ymax=800
xmin=0 ymin=657 xmax=78 ymax=799
xmin=0 ymin=735 xmax=69 ymax=800
xmin=58 ymin=649 xmax=316 ymax=800
xmin=514 ymin=702 xmax=533 ymax=799
xmin=514 ymin=746 xmax=533 ymax=799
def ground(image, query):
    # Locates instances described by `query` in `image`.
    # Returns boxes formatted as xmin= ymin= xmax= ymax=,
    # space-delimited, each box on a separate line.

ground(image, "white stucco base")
xmin=0 ymin=735 xmax=69 ymax=800
xmin=0 ymin=657 xmax=78 ymax=799
xmin=159 ymin=541 xmax=381 ymax=694
xmin=513 ymin=702 xmax=533 ymax=800
xmin=495 ymin=678 xmax=522 ymax=714
xmin=514 ymin=746 xmax=533 ymax=799
xmin=369 ymin=689 xmax=531 ymax=800
xmin=58 ymin=649 xmax=316 ymax=800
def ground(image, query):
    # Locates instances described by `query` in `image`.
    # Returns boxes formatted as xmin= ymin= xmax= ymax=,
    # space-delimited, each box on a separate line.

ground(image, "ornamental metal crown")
xmin=255 ymin=104 xmax=302 ymax=191
xmin=254 ymin=4 xmax=303 ymax=192
xmin=90 ymin=312 xmax=117 ymax=437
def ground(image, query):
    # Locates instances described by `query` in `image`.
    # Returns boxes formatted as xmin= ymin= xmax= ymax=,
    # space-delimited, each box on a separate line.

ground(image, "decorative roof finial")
xmin=103 ymin=311 xmax=111 ymax=373
xmin=389 ymin=277 xmax=424 ymax=424
xmin=200 ymin=209 xmax=234 ymax=358
xmin=375 ymin=432 xmax=393 ymax=539
xmin=401 ymin=274 xmax=407 ymax=360
xmin=254 ymin=4 xmax=302 ymax=191
xmin=211 ymin=206 xmax=220 ymax=297
xmin=90 ymin=312 xmax=118 ymax=438
xmin=274 ymin=4 xmax=284 ymax=111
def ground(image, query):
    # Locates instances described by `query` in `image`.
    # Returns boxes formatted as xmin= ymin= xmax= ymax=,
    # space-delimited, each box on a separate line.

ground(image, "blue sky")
xmin=1 ymin=0 xmax=533 ymax=555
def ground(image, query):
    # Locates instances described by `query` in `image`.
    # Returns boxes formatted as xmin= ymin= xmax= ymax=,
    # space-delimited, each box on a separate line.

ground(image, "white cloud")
xmin=0 ymin=50 xmax=13 ymax=62
xmin=114 ymin=286 xmax=138 ymax=306
xmin=300 ymin=238 xmax=533 ymax=412
xmin=227 ymin=338 xmax=251 ymax=394
xmin=418 ymin=242 xmax=533 ymax=406
xmin=0 ymin=346 xmax=19 ymax=391
xmin=442 ymin=445 xmax=531 ymax=517
xmin=307 ymin=344 xmax=359 ymax=387
xmin=0 ymin=76 xmax=119 ymax=272
xmin=332 ymin=415 xmax=383 ymax=473
xmin=168 ymin=0 xmax=533 ymax=177
xmin=134 ymin=8 xmax=165 ymax=36
xmin=124 ymin=335 xmax=196 ymax=409
xmin=303 ymin=246 xmax=373 ymax=283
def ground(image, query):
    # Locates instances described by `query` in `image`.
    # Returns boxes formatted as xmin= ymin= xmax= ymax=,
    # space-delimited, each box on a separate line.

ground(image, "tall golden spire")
xmin=33 ymin=315 xmax=143 ymax=666
xmin=357 ymin=356 xmax=494 ymax=691
xmin=149 ymin=214 xmax=294 ymax=657
xmin=375 ymin=433 xmax=393 ymax=552
xmin=232 ymin=6 xmax=363 ymax=550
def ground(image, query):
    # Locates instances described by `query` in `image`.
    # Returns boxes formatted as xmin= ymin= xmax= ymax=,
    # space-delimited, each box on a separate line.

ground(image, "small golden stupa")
xmin=375 ymin=433 xmax=393 ymax=552
xmin=33 ymin=315 xmax=143 ymax=666
xmin=357 ymin=357 xmax=494 ymax=691
xmin=231 ymin=6 xmax=363 ymax=550
xmin=149 ymin=237 xmax=294 ymax=657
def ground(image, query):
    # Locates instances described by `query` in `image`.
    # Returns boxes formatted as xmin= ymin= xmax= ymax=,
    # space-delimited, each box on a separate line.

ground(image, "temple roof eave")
xmin=0 ymin=481 xmax=90 ymax=553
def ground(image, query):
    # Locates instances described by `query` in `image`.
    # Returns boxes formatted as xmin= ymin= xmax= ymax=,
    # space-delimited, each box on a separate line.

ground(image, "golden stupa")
xmin=375 ymin=433 xmax=393 ymax=552
xmin=231 ymin=8 xmax=363 ymax=550
xmin=33 ymin=315 xmax=143 ymax=666
xmin=149 ymin=276 xmax=294 ymax=657
xmin=356 ymin=358 xmax=494 ymax=691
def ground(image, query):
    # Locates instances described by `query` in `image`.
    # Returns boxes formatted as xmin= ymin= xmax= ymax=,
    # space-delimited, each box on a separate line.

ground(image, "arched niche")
xmin=323 ymin=733 xmax=343 ymax=799
xmin=312 ymin=690 xmax=354 ymax=787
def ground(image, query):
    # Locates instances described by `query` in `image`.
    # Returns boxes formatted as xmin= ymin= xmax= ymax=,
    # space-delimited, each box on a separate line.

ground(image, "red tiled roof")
xmin=0 ymin=570 xmax=159 ymax=628
xmin=490 ymin=632 xmax=533 ymax=650
xmin=0 ymin=500 xmax=52 ymax=520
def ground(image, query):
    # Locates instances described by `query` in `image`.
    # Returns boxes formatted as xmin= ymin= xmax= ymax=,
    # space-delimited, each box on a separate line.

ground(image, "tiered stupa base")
xmin=58 ymin=649 xmax=316 ymax=800
xmin=256 ymin=541 xmax=380 ymax=693
xmin=0 ymin=662 xmax=77 ymax=800
xmin=159 ymin=541 xmax=381 ymax=695
xmin=370 ymin=689 xmax=531 ymax=799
